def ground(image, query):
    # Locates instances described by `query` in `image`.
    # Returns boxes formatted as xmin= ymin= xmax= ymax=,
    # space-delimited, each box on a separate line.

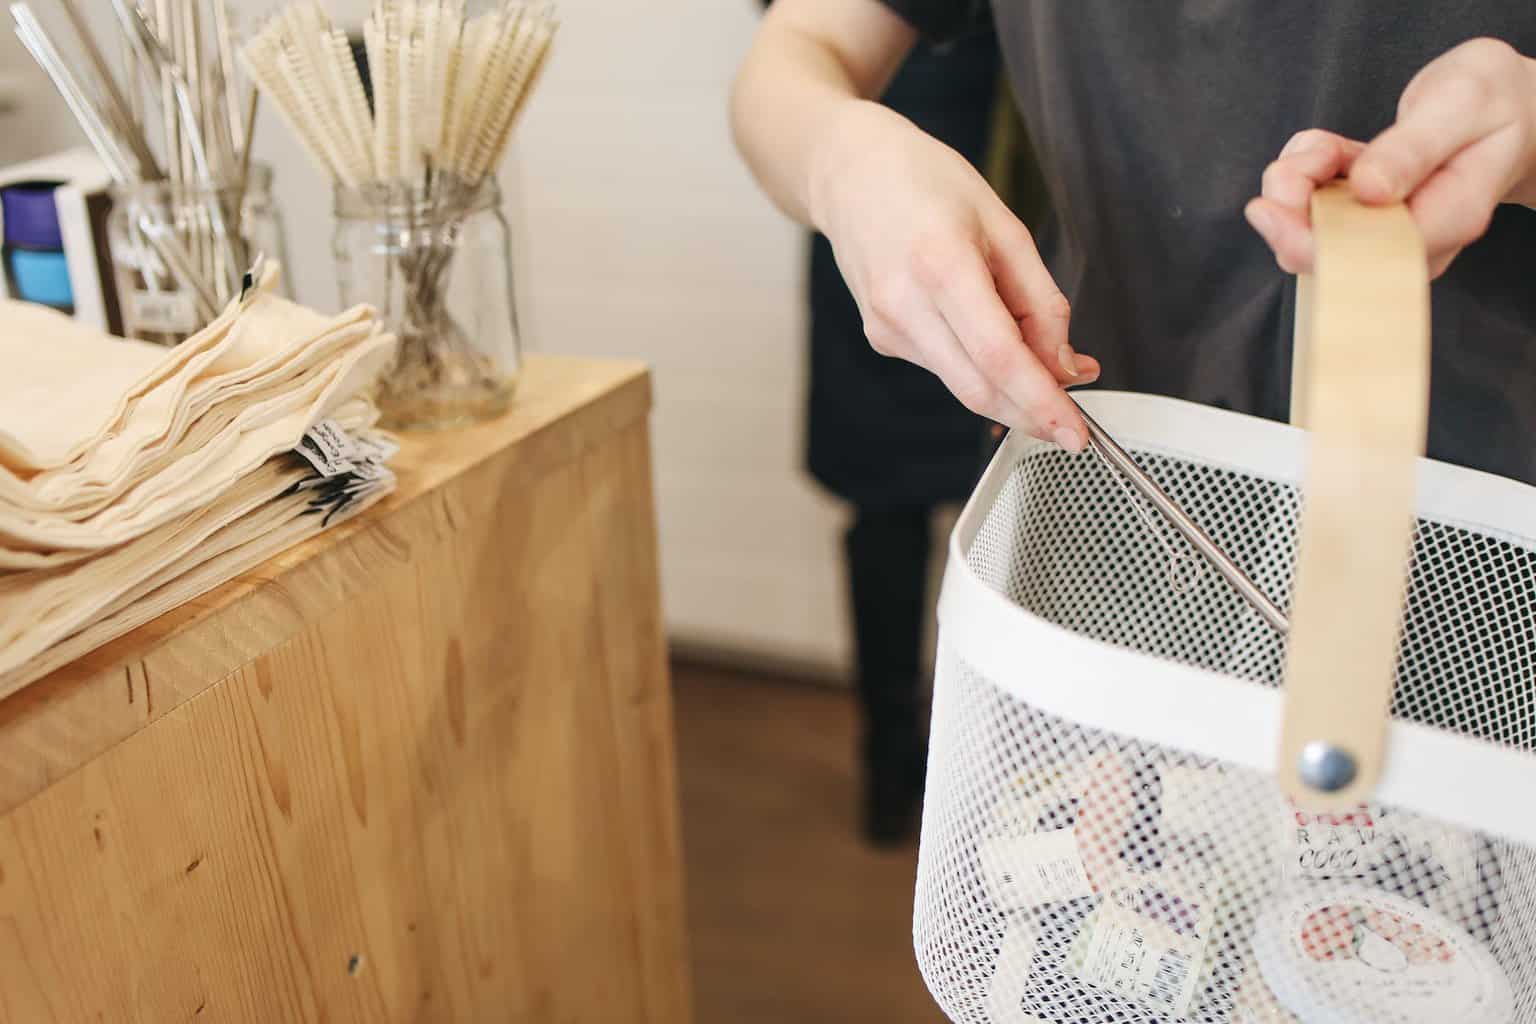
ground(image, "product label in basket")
xmin=1281 ymin=800 xmax=1479 ymax=894
xmin=979 ymin=828 xmax=1094 ymax=909
xmin=1253 ymin=887 xmax=1514 ymax=1023
xmin=984 ymin=921 xmax=1050 ymax=1024
xmin=1284 ymin=803 xmax=1390 ymax=878
xmin=993 ymin=759 xmax=1089 ymax=832
xmin=1068 ymin=862 xmax=1218 ymax=1017
xmin=1159 ymin=763 xmax=1231 ymax=836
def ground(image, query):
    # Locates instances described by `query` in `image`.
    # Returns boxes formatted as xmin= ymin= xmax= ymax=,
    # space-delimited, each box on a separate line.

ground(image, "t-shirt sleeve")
xmin=875 ymin=0 xmax=988 ymax=43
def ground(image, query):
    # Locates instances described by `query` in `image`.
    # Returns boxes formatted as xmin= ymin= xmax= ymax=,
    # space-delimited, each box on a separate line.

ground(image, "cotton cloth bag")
xmin=0 ymin=270 xmax=399 ymax=694
xmin=0 ymin=264 xmax=394 ymax=556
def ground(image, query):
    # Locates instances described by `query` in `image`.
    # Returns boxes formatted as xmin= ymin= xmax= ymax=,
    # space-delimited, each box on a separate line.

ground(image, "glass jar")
xmin=332 ymin=179 xmax=521 ymax=431
xmin=107 ymin=164 xmax=287 ymax=345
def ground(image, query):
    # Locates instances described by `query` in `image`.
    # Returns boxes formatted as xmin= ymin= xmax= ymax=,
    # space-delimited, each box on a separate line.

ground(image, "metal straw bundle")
xmin=9 ymin=1 xmax=261 ymax=325
xmin=242 ymin=0 xmax=558 ymax=428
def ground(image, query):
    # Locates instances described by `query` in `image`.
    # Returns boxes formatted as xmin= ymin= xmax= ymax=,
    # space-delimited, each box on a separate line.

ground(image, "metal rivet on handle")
xmin=1299 ymin=741 xmax=1358 ymax=793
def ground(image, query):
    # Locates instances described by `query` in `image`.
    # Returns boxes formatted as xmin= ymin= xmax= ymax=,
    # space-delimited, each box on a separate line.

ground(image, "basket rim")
xmin=939 ymin=389 xmax=1536 ymax=847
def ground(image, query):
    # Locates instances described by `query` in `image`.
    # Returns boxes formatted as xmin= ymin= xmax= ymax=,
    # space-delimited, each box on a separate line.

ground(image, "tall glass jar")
xmin=107 ymin=164 xmax=287 ymax=345
xmin=332 ymin=179 xmax=521 ymax=432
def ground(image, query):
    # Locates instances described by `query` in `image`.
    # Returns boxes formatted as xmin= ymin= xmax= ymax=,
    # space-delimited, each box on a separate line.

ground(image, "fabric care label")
xmin=979 ymin=829 xmax=1094 ymax=910
xmin=295 ymin=420 xmax=361 ymax=478
xmin=126 ymin=289 xmax=200 ymax=335
xmin=352 ymin=432 xmax=401 ymax=464
xmin=1068 ymin=862 xmax=1219 ymax=1018
xmin=1253 ymin=887 xmax=1514 ymax=1024
xmin=290 ymin=423 xmax=399 ymax=525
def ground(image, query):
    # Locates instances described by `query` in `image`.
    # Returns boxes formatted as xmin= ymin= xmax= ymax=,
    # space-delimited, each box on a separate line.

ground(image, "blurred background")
xmin=0 ymin=3 xmax=1005 ymax=1020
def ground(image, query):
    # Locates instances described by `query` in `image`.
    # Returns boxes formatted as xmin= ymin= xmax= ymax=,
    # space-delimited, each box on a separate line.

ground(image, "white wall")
xmin=0 ymin=0 xmax=858 ymax=676
xmin=0 ymin=27 xmax=82 ymax=163
xmin=507 ymin=0 xmax=854 ymax=673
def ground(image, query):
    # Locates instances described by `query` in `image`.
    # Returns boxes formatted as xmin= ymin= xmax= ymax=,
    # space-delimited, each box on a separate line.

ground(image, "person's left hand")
xmin=1246 ymin=37 xmax=1536 ymax=279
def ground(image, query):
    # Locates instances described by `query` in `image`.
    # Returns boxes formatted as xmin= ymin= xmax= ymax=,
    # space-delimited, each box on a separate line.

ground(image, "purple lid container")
xmin=1 ymin=181 xmax=66 ymax=251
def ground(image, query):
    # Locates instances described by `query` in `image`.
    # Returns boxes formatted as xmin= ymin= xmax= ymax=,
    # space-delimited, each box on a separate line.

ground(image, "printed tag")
xmin=343 ymin=459 xmax=391 ymax=484
xmin=127 ymin=289 xmax=200 ymax=334
xmin=1281 ymin=799 xmax=1483 ymax=926
xmin=1160 ymin=764 xmax=1224 ymax=836
xmin=1069 ymin=861 xmax=1218 ymax=1018
xmin=984 ymin=922 xmax=1049 ymax=1024
xmin=295 ymin=420 xmax=360 ymax=478
xmin=979 ymin=828 xmax=1094 ymax=910
xmin=993 ymin=758 xmax=1089 ymax=833
xmin=1394 ymin=813 xmax=1481 ymax=896
xmin=1283 ymin=802 xmax=1389 ymax=879
xmin=353 ymin=433 xmax=401 ymax=462
xmin=1074 ymin=906 xmax=1201 ymax=1016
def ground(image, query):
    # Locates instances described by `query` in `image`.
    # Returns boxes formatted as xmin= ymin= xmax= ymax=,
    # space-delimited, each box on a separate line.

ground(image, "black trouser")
xmin=846 ymin=505 xmax=932 ymax=771
xmin=846 ymin=433 xmax=1004 ymax=778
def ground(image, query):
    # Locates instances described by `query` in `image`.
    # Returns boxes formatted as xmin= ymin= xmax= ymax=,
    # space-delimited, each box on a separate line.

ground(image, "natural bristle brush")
xmin=241 ymin=1 xmax=560 ymax=431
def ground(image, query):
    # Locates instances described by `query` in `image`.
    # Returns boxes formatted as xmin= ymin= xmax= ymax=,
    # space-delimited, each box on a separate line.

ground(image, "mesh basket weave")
xmin=915 ymin=391 xmax=1536 ymax=1024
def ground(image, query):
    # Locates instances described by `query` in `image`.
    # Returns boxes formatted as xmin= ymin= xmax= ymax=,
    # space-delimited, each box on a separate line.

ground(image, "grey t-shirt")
xmin=877 ymin=1 xmax=1536 ymax=483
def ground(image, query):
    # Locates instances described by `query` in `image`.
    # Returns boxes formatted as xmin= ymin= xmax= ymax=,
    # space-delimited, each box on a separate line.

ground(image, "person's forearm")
xmin=729 ymin=2 xmax=915 ymax=227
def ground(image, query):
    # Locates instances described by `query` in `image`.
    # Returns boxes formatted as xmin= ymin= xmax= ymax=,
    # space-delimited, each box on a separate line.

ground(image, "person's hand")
xmin=1246 ymin=38 xmax=1536 ymax=278
xmin=809 ymin=100 xmax=1099 ymax=451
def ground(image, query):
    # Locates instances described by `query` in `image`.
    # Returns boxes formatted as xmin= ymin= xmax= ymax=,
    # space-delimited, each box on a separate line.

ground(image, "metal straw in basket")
xmin=1073 ymin=397 xmax=1292 ymax=636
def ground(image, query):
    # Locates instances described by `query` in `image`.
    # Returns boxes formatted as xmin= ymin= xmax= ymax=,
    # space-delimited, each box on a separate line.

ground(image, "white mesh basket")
xmin=914 ymin=191 xmax=1536 ymax=1024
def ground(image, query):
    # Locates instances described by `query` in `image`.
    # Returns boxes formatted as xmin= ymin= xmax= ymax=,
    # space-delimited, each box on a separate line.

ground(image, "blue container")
xmin=6 ymin=248 xmax=73 ymax=309
xmin=1 ymin=181 xmax=66 ymax=250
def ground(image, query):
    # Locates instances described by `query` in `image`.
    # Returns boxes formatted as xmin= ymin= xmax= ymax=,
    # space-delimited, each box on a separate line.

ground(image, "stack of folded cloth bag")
xmin=0 ymin=263 xmax=399 ymax=696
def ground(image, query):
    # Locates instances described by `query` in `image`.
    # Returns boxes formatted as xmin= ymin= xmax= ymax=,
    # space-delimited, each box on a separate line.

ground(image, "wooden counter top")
xmin=0 ymin=354 xmax=649 ymax=813
xmin=0 ymin=355 xmax=692 ymax=1022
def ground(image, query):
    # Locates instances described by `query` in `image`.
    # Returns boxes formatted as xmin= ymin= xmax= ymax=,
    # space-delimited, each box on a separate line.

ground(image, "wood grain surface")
xmin=0 ymin=355 xmax=692 ymax=1022
xmin=1279 ymin=182 xmax=1430 ymax=807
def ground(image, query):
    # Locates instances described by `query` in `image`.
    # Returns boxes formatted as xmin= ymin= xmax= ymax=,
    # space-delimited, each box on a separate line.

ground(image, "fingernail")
xmin=1073 ymin=355 xmax=1098 ymax=379
xmin=1058 ymin=344 xmax=1079 ymax=377
xmin=1052 ymin=426 xmax=1085 ymax=454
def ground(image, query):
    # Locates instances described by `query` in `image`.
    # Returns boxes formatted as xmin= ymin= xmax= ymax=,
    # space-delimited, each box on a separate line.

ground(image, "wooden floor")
xmin=673 ymin=662 xmax=946 ymax=1024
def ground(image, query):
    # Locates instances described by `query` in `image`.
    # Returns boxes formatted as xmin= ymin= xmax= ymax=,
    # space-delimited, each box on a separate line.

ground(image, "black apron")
xmin=805 ymin=30 xmax=1002 ymax=507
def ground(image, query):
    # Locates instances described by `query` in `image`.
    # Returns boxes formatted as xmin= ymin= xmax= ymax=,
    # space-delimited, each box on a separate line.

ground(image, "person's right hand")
xmin=808 ymin=100 xmax=1098 ymax=452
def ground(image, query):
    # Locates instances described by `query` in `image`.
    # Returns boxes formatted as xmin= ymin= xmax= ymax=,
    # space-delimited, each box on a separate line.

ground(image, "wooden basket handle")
xmin=1277 ymin=181 xmax=1430 ymax=808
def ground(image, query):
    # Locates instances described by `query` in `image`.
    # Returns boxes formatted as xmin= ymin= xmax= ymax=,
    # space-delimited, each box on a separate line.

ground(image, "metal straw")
xmin=51 ymin=0 xmax=161 ymax=178
xmin=1073 ymin=398 xmax=1292 ymax=635
xmin=11 ymin=5 xmax=137 ymax=179
xmin=11 ymin=0 xmax=242 ymax=320
xmin=112 ymin=0 xmax=240 ymax=294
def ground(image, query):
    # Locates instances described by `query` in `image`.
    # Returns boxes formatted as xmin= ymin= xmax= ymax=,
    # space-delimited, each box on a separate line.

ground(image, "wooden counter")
xmin=0 ymin=356 xmax=693 ymax=1023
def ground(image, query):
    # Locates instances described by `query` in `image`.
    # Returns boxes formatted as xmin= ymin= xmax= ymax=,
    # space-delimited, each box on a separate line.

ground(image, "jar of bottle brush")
xmin=332 ymin=178 xmax=521 ymax=432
